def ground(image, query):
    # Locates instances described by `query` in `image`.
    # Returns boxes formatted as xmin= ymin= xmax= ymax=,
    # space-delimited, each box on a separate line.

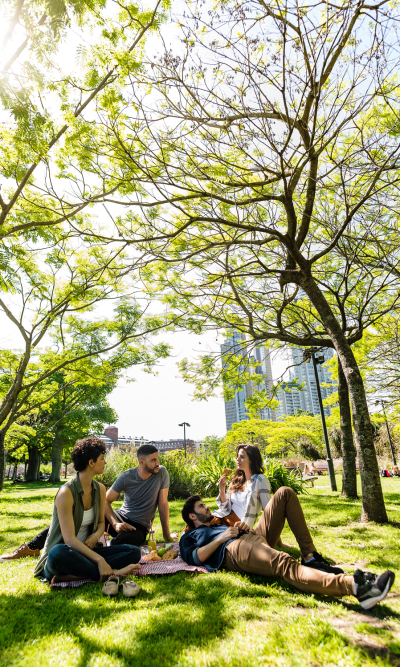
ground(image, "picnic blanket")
xmin=50 ymin=542 xmax=208 ymax=588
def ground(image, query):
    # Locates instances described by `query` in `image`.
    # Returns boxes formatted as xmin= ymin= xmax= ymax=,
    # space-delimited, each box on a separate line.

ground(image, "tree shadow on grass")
xmin=0 ymin=573 xmax=275 ymax=667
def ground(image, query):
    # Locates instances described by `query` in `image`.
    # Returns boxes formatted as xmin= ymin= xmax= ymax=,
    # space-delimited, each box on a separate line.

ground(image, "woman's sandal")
xmin=102 ymin=575 xmax=120 ymax=597
xmin=122 ymin=578 xmax=140 ymax=598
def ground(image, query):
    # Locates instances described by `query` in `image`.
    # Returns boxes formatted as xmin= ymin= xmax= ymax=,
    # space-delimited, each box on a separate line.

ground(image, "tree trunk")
xmin=298 ymin=273 xmax=387 ymax=522
xmin=26 ymin=445 xmax=40 ymax=482
xmin=337 ymin=357 xmax=358 ymax=498
xmin=49 ymin=429 xmax=63 ymax=483
xmin=0 ymin=430 xmax=5 ymax=491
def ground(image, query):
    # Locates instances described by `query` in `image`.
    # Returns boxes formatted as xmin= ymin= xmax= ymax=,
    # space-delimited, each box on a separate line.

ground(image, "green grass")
xmin=1 ymin=475 xmax=400 ymax=666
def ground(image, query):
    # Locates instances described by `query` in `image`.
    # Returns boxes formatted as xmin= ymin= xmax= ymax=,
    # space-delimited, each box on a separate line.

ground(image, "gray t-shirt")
xmin=111 ymin=466 xmax=170 ymax=529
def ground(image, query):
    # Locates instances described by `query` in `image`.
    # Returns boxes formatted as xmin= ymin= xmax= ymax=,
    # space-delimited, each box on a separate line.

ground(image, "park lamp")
xmin=178 ymin=422 xmax=191 ymax=458
xmin=303 ymin=347 xmax=337 ymax=492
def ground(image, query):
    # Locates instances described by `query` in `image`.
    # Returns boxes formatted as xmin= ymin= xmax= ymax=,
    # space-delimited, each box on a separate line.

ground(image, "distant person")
xmin=0 ymin=444 xmax=178 ymax=562
xmin=31 ymin=437 xmax=141 ymax=584
xmin=393 ymin=466 xmax=400 ymax=477
xmin=179 ymin=493 xmax=395 ymax=610
xmin=213 ymin=445 xmax=271 ymax=528
xmin=310 ymin=463 xmax=317 ymax=476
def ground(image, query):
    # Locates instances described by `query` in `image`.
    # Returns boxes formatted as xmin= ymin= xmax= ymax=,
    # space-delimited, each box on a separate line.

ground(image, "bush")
xmin=95 ymin=447 xmax=305 ymax=499
xmin=264 ymin=459 xmax=306 ymax=495
xmin=96 ymin=447 xmax=137 ymax=488
xmin=193 ymin=454 xmax=236 ymax=497
xmin=159 ymin=451 xmax=199 ymax=499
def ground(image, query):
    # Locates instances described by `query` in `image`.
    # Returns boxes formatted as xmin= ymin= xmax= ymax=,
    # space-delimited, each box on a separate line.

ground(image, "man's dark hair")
xmin=137 ymin=444 xmax=158 ymax=458
xmin=182 ymin=495 xmax=202 ymax=529
xmin=71 ymin=437 xmax=107 ymax=472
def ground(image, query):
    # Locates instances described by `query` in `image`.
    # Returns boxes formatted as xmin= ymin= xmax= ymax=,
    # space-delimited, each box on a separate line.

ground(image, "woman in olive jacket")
xmin=35 ymin=436 xmax=141 ymax=585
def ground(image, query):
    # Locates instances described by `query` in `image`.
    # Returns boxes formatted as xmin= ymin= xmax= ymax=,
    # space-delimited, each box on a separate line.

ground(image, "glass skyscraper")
xmin=221 ymin=332 xmax=275 ymax=431
xmin=276 ymin=347 xmax=336 ymax=418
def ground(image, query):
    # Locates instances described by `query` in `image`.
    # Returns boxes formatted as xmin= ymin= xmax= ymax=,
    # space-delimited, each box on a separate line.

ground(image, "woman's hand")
xmin=218 ymin=473 xmax=228 ymax=502
xmin=84 ymin=533 xmax=100 ymax=550
xmin=97 ymin=557 xmax=115 ymax=581
xmin=218 ymin=473 xmax=228 ymax=490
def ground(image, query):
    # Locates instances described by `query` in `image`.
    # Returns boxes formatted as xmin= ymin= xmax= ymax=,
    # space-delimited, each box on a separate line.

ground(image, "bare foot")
xmin=114 ymin=563 xmax=141 ymax=576
xmin=50 ymin=575 xmax=90 ymax=587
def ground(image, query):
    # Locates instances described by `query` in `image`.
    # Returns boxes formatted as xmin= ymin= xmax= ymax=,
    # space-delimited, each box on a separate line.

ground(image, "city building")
xmin=221 ymin=332 xmax=276 ymax=431
xmin=150 ymin=439 xmax=196 ymax=454
xmin=276 ymin=347 xmax=336 ymax=418
xmin=99 ymin=427 xmax=149 ymax=450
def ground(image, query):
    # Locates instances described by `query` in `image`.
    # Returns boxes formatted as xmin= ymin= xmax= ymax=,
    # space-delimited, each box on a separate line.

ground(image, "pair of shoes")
xmin=102 ymin=576 xmax=140 ymax=598
xmin=354 ymin=569 xmax=395 ymax=610
xmin=0 ymin=544 xmax=40 ymax=561
xmin=301 ymin=551 xmax=344 ymax=575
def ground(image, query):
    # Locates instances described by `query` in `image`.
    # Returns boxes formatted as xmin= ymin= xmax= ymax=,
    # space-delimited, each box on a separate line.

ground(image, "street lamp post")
xmin=376 ymin=400 xmax=397 ymax=466
xmin=249 ymin=431 xmax=255 ymax=444
xmin=304 ymin=348 xmax=337 ymax=492
xmin=178 ymin=422 xmax=191 ymax=458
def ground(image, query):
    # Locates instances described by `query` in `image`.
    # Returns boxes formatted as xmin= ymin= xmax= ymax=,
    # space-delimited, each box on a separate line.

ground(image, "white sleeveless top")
xmin=76 ymin=507 xmax=95 ymax=543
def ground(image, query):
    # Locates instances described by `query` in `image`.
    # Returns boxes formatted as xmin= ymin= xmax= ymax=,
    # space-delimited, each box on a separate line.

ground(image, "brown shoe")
xmin=0 ymin=544 xmax=40 ymax=560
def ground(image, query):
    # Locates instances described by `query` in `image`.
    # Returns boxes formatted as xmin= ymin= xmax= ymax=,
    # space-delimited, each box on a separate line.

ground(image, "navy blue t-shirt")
xmin=179 ymin=524 xmax=237 ymax=572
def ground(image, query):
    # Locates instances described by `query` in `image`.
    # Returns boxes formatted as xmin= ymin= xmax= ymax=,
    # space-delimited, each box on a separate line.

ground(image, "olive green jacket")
xmin=34 ymin=474 xmax=102 ymax=577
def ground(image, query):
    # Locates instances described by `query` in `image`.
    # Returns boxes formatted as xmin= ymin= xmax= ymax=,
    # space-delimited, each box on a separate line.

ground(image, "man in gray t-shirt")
xmin=105 ymin=444 xmax=178 ymax=547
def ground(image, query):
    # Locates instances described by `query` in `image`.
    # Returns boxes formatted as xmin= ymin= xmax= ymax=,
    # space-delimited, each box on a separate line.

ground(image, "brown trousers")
xmin=223 ymin=487 xmax=354 ymax=597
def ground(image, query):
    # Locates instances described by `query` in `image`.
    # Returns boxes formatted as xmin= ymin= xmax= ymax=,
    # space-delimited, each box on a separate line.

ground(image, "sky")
xmin=107 ymin=330 xmax=289 ymax=442
xmin=108 ymin=330 xmax=226 ymax=441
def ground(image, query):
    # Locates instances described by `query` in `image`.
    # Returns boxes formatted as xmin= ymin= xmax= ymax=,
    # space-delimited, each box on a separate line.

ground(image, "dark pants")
xmin=29 ymin=527 xmax=49 ymax=551
xmin=28 ymin=511 xmax=147 ymax=551
xmin=107 ymin=510 xmax=148 ymax=547
xmin=43 ymin=544 xmax=141 ymax=581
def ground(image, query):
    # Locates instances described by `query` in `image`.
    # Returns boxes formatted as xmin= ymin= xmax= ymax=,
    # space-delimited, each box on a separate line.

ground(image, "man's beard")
xmin=194 ymin=511 xmax=212 ymax=524
xmin=145 ymin=463 xmax=159 ymax=475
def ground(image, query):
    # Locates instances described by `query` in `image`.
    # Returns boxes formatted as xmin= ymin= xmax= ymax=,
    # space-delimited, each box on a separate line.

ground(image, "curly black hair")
xmin=71 ymin=436 xmax=107 ymax=472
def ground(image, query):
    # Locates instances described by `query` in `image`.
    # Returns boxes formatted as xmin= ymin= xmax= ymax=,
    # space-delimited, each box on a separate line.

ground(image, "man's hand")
xmin=97 ymin=558 xmax=114 ymax=581
xmin=164 ymin=532 xmax=179 ymax=541
xmin=84 ymin=533 xmax=100 ymax=550
xmin=218 ymin=526 xmax=240 ymax=543
xmin=115 ymin=522 xmax=136 ymax=533
xmin=234 ymin=521 xmax=254 ymax=534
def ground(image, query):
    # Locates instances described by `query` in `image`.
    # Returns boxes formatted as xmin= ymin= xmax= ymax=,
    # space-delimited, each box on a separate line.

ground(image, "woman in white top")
xmin=213 ymin=444 xmax=271 ymax=529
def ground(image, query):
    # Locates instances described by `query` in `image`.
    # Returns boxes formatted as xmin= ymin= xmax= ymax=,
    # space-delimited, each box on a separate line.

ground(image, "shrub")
xmin=193 ymin=454 xmax=236 ymax=497
xmin=95 ymin=446 xmax=305 ymax=499
xmin=96 ymin=446 xmax=137 ymax=488
xmin=264 ymin=459 xmax=306 ymax=495
xmin=159 ymin=450 xmax=199 ymax=499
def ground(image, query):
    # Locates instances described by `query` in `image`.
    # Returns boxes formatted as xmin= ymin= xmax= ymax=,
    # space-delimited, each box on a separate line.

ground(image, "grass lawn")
xmin=1 ymin=475 xmax=400 ymax=667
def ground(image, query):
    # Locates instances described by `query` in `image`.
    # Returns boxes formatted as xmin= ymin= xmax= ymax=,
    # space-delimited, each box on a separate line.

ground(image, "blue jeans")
xmin=43 ymin=543 xmax=141 ymax=581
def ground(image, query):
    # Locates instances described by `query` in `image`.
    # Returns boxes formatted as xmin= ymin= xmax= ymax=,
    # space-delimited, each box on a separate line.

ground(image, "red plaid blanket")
xmin=50 ymin=543 xmax=208 ymax=588
xmin=137 ymin=542 xmax=208 ymax=576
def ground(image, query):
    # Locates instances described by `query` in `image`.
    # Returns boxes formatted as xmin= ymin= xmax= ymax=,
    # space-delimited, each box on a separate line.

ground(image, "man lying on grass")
xmin=33 ymin=437 xmax=141 ymax=585
xmin=180 ymin=489 xmax=395 ymax=610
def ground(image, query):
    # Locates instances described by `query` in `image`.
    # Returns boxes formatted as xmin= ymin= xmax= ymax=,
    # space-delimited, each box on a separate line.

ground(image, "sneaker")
xmin=355 ymin=569 xmax=395 ymax=610
xmin=301 ymin=551 xmax=344 ymax=575
xmin=0 ymin=544 xmax=40 ymax=561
